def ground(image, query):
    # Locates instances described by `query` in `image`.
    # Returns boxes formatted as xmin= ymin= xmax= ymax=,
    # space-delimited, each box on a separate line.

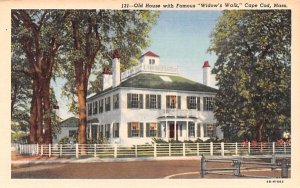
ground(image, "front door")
xmin=169 ymin=123 xmax=174 ymax=138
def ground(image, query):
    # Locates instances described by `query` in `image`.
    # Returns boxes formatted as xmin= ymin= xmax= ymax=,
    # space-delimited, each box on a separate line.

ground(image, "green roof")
xmin=60 ymin=117 xmax=79 ymax=127
xmin=88 ymin=73 xmax=217 ymax=101
xmin=119 ymin=73 xmax=218 ymax=93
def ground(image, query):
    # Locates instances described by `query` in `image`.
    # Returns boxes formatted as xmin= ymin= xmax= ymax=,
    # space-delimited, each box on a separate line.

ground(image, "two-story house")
xmin=86 ymin=51 xmax=223 ymax=145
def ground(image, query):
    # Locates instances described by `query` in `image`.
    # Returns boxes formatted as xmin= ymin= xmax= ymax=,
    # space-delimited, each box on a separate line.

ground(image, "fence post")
xmin=169 ymin=143 xmax=171 ymax=156
xmin=75 ymin=144 xmax=79 ymax=158
xmin=233 ymin=159 xmax=241 ymax=176
xmin=284 ymin=142 xmax=286 ymax=154
xmin=41 ymin=145 xmax=43 ymax=156
xmin=183 ymin=143 xmax=186 ymax=156
xmin=200 ymin=154 xmax=206 ymax=178
xmin=197 ymin=143 xmax=199 ymax=156
xmin=235 ymin=142 xmax=238 ymax=155
xmin=248 ymin=142 xmax=251 ymax=155
xmin=49 ymin=144 xmax=51 ymax=157
xmin=114 ymin=144 xmax=117 ymax=158
xmin=154 ymin=143 xmax=157 ymax=157
xmin=221 ymin=142 xmax=224 ymax=156
xmin=281 ymin=158 xmax=289 ymax=178
xmin=37 ymin=144 xmax=39 ymax=155
xmin=60 ymin=144 xmax=62 ymax=157
xmin=272 ymin=142 xmax=275 ymax=154
xmin=210 ymin=142 xmax=213 ymax=156
xmin=135 ymin=144 xmax=138 ymax=158
xmin=260 ymin=142 xmax=263 ymax=153
xmin=271 ymin=154 xmax=276 ymax=175
xmin=94 ymin=144 xmax=97 ymax=158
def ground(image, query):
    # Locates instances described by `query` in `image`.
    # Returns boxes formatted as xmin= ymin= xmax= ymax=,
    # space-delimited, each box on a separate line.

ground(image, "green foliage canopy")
xmin=208 ymin=10 xmax=291 ymax=142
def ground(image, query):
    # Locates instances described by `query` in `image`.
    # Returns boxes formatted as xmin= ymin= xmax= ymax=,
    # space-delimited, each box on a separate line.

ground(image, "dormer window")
xmin=149 ymin=59 xmax=155 ymax=65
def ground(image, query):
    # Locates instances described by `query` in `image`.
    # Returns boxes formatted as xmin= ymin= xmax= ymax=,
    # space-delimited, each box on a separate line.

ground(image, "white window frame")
xmin=149 ymin=122 xmax=157 ymax=137
xmin=204 ymin=97 xmax=214 ymax=111
xmin=131 ymin=122 xmax=140 ymax=137
xmin=150 ymin=95 xmax=157 ymax=109
xmin=113 ymin=123 xmax=119 ymax=138
xmin=189 ymin=96 xmax=197 ymax=109
xmin=188 ymin=122 xmax=195 ymax=137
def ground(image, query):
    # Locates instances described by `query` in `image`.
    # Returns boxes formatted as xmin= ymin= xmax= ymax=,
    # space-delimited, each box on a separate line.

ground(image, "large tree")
xmin=61 ymin=10 xmax=159 ymax=146
xmin=11 ymin=10 xmax=66 ymax=144
xmin=209 ymin=10 xmax=291 ymax=142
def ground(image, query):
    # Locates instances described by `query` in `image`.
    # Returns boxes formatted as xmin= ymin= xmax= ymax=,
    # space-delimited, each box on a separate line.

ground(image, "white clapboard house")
xmin=86 ymin=51 xmax=223 ymax=145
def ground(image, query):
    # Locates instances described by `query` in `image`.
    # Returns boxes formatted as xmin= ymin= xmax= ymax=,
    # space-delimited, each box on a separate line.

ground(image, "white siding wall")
xmin=87 ymin=88 xmax=223 ymax=145
xmin=140 ymin=56 xmax=160 ymax=65
xmin=53 ymin=127 xmax=78 ymax=143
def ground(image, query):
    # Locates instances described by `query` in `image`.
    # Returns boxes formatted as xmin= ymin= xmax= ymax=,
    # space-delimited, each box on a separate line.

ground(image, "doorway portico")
xmin=158 ymin=118 xmax=199 ymax=141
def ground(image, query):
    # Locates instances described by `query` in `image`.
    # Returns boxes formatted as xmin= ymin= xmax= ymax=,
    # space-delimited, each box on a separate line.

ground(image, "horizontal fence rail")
xmin=14 ymin=142 xmax=291 ymax=159
xmin=201 ymin=154 xmax=291 ymax=178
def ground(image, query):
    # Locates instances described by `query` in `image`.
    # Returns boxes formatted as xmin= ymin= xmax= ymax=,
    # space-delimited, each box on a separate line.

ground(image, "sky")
xmin=53 ymin=10 xmax=222 ymax=120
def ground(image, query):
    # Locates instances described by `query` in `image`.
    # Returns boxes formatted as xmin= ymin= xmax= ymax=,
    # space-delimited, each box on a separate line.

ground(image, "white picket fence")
xmin=14 ymin=142 xmax=291 ymax=159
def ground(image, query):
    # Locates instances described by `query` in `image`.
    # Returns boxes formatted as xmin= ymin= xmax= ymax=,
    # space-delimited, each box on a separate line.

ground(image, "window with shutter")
xmin=113 ymin=123 xmax=119 ymax=138
xmin=197 ymin=97 xmax=201 ymax=111
xmin=203 ymin=97 xmax=214 ymax=111
xmin=130 ymin=122 xmax=140 ymax=137
xmin=113 ymin=94 xmax=119 ymax=109
xmin=188 ymin=122 xmax=195 ymax=137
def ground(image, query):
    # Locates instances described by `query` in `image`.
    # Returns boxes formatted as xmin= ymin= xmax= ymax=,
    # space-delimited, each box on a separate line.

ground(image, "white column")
xmin=97 ymin=124 xmax=99 ymax=140
xmin=75 ymin=143 xmax=79 ymax=158
xmin=166 ymin=121 xmax=168 ymax=138
xmin=89 ymin=124 xmax=92 ymax=139
xmin=186 ymin=121 xmax=189 ymax=139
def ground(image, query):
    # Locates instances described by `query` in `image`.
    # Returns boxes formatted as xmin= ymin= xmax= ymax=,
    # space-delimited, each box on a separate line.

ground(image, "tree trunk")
xmin=29 ymin=81 xmax=37 ymax=144
xmin=11 ymin=84 xmax=18 ymax=116
xmin=36 ymin=75 xmax=44 ymax=144
xmin=77 ymin=82 xmax=87 ymax=143
xmin=77 ymin=80 xmax=87 ymax=155
xmin=43 ymin=80 xmax=52 ymax=144
xmin=256 ymin=122 xmax=263 ymax=142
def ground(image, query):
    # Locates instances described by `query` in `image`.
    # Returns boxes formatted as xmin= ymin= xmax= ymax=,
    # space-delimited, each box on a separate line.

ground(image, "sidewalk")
xmin=11 ymin=151 xmax=201 ymax=168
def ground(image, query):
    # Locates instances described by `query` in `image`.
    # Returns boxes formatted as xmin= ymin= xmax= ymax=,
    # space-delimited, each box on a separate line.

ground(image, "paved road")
xmin=12 ymin=160 xmax=202 ymax=179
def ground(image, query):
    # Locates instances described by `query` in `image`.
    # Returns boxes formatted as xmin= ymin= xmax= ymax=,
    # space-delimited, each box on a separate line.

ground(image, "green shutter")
xmin=187 ymin=96 xmax=190 ymax=109
xmin=146 ymin=123 xmax=150 ymax=137
xmin=140 ymin=123 xmax=144 ymax=137
xmin=107 ymin=124 xmax=111 ymax=138
xmin=146 ymin=94 xmax=149 ymax=109
xmin=139 ymin=94 xmax=143 ymax=109
xmin=128 ymin=123 xmax=131 ymax=137
xmin=177 ymin=96 xmax=181 ymax=109
xmin=203 ymin=124 xmax=207 ymax=137
xmin=157 ymin=123 xmax=161 ymax=137
xmin=157 ymin=95 xmax=161 ymax=109
xmin=197 ymin=123 xmax=201 ymax=138
xmin=197 ymin=97 xmax=201 ymax=111
xmin=166 ymin=96 xmax=170 ymax=108
xmin=127 ymin=93 xmax=131 ymax=108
